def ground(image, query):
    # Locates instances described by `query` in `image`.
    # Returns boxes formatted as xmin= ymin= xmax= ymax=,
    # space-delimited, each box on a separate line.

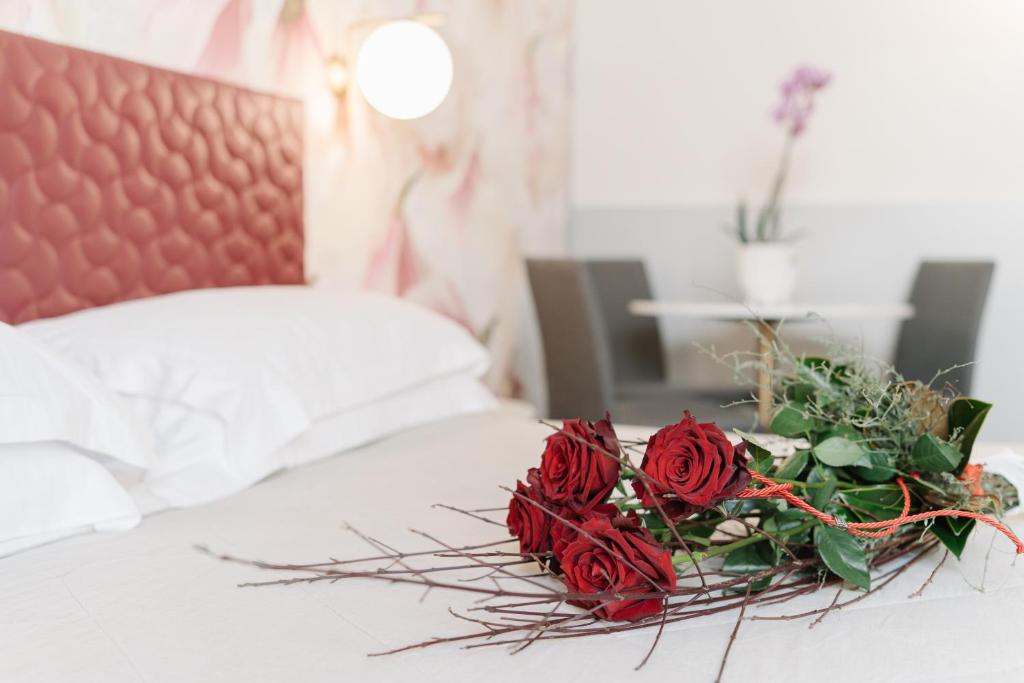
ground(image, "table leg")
xmin=756 ymin=321 xmax=778 ymax=429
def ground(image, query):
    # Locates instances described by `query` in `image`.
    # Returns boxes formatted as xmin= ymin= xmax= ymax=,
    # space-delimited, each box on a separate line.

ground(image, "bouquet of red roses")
xmin=506 ymin=412 xmax=749 ymax=622
xmin=210 ymin=351 xmax=1021 ymax=672
xmin=505 ymin=400 xmax=1022 ymax=620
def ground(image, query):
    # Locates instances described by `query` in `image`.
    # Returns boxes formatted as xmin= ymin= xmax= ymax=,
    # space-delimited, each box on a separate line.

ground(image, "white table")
xmin=629 ymin=300 xmax=916 ymax=427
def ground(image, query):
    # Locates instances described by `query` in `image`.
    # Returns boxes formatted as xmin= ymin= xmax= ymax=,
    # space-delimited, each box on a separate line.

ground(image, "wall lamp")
xmin=326 ymin=13 xmax=453 ymax=121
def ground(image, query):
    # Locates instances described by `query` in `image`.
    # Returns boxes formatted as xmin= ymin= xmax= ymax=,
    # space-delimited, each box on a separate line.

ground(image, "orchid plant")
xmin=735 ymin=65 xmax=831 ymax=243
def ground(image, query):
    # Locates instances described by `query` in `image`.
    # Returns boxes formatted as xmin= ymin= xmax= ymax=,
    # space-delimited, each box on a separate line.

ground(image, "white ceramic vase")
xmin=736 ymin=242 xmax=798 ymax=305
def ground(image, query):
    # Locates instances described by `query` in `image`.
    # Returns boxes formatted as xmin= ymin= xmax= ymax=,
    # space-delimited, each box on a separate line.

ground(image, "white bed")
xmin=1 ymin=33 xmax=1020 ymax=681
xmin=4 ymin=407 xmax=1023 ymax=683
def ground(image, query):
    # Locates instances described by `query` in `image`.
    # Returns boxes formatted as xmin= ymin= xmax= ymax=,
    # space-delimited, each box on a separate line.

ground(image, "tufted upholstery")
xmin=0 ymin=30 xmax=304 ymax=324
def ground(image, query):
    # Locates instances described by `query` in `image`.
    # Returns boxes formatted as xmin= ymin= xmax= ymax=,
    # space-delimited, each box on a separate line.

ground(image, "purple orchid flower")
xmin=772 ymin=65 xmax=831 ymax=136
xmin=733 ymin=64 xmax=833 ymax=243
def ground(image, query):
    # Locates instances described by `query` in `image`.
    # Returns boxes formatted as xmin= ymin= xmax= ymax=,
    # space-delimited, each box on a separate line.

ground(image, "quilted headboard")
xmin=0 ymin=30 xmax=304 ymax=324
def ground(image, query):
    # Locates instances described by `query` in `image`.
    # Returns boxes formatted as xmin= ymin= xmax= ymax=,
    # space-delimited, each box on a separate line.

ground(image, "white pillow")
xmin=0 ymin=321 xmax=153 ymax=468
xmin=0 ymin=443 xmax=141 ymax=557
xmin=21 ymin=286 xmax=492 ymax=505
xmin=142 ymin=373 xmax=497 ymax=505
xmin=276 ymin=373 xmax=497 ymax=469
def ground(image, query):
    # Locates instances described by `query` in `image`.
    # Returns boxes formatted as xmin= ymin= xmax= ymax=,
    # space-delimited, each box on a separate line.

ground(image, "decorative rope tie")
xmin=737 ymin=470 xmax=1024 ymax=554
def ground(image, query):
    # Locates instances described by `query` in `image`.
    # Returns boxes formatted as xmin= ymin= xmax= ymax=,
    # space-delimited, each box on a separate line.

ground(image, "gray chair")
xmin=582 ymin=260 xmax=665 ymax=387
xmin=526 ymin=258 xmax=752 ymax=429
xmin=894 ymin=261 xmax=994 ymax=395
xmin=526 ymin=259 xmax=613 ymax=422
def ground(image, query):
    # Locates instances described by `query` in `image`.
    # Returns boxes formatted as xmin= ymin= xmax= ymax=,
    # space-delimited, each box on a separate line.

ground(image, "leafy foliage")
xmin=702 ymin=329 xmax=1011 ymax=583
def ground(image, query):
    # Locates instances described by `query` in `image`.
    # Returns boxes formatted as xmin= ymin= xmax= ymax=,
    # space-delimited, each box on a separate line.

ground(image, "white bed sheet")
xmin=2 ymin=408 xmax=1023 ymax=682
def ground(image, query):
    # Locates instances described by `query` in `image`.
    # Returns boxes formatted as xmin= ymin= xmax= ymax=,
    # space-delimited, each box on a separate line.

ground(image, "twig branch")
xmin=909 ymin=550 xmax=948 ymax=599
xmin=715 ymin=584 xmax=752 ymax=683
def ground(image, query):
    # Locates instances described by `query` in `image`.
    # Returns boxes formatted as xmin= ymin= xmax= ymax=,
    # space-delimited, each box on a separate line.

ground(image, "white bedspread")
xmin=3 ymin=410 xmax=1023 ymax=682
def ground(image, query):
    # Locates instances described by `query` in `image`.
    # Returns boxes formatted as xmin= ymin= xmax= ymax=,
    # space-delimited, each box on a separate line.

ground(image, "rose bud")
xmin=538 ymin=416 xmax=622 ymax=513
xmin=560 ymin=516 xmax=676 ymax=622
xmin=506 ymin=474 xmax=554 ymax=556
xmin=633 ymin=411 xmax=750 ymax=519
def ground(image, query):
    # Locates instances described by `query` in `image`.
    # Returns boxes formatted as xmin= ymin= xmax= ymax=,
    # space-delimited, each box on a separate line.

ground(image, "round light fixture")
xmin=355 ymin=20 xmax=453 ymax=120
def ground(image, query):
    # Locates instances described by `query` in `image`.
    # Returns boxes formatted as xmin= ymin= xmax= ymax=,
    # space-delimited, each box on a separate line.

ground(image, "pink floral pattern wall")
xmin=0 ymin=0 xmax=571 ymax=397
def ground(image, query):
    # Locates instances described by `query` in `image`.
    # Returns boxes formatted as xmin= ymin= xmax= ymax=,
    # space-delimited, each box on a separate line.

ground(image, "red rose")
xmin=560 ymin=516 xmax=676 ymax=622
xmin=633 ymin=411 xmax=750 ymax=519
xmin=538 ymin=416 xmax=621 ymax=512
xmin=506 ymin=472 xmax=554 ymax=555
xmin=549 ymin=503 xmax=638 ymax=564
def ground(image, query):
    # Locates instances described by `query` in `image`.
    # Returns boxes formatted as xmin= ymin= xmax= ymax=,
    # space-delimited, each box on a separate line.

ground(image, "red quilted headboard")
xmin=0 ymin=30 xmax=304 ymax=324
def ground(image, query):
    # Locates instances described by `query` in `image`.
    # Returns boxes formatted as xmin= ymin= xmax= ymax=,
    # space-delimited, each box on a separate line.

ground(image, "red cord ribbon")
xmin=737 ymin=471 xmax=1024 ymax=553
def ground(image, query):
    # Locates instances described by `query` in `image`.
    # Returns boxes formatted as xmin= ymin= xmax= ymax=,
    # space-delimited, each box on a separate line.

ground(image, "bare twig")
xmin=636 ymin=599 xmax=669 ymax=671
xmin=432 ymin=503 xmax=507 ymax=527
xmin=909 ymin=550 xmax=948 ymax=599
xmin=715 ymin=584 xmax=752 ymax=683
xmin=809 ymin=587 xmax=843 ymax=628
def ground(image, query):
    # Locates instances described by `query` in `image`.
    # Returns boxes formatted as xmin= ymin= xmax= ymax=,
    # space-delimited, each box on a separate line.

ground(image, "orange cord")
xmin=737 ymin=471 xmax=1024 ymax=553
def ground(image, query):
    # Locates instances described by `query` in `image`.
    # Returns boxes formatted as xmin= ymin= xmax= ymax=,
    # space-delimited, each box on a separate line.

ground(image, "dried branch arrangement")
xmin=206 ymin=348 xmax=1021 ymax=678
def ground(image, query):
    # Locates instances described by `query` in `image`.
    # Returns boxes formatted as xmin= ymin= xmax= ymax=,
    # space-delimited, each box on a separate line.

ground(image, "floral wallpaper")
xmin=0 ymin=0 xmax=571 ymax=397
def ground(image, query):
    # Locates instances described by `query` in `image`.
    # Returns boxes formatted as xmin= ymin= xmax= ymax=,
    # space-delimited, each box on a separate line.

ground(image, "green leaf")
xmin=735 ymin=431 xmax=774 ymax=474
xmin=814 ymin=525 xmax=870 ymax=590
xmin=850 ymin=451 xmax=898 ymax=483
xmin=680 ymin=524 xmax=715 ymax=540
xmin=948 ymin=398 xmax=992 ymax=470
xmin=797 ymin=356 xmax=850 ymax=385
xmin=763 ymin=508 xmax=812 ymax=535
xmin=808 ymin=466 xmax=838 ymax=511
xmin=824 ymin=424 xmax=860 ymax=441
xmin=642 ymin=513 xmax=667 ymax=531
xmin=786 ymin=382 xmax=816 ymax=403
xmin=770 ymin=403 xmax=815 ymax=437
xmin=814 ymin=436 xmax=865 ymax=467
xmin=929 ymin=517 xmax=976 ymax=558
xmin=798 ymin=356 xmax=832 ymax=373
xmin=721 ymin=498 xmax=762 ymax=516
xmin=764 ymin=509 xmax=813 ymax=563
xmin=945 ymin=516 xmax=975 ymax=536
xmin=736 ymin=201 xmax=748 ymax=242
xmin=722 ymin=543 xmax=774 ymax=592
xmin=841 ymin=488 xmax=904 ymax=521
xmin=912 ymin=434 xmax=963 ymax=473
xmin=774 ymin=448 xmax=809 ymax=480
xmin=722 ymin=542 xmax=773 ymax=573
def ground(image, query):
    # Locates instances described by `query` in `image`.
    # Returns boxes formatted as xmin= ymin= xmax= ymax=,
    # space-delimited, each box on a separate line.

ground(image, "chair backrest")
xmin=526 ymin=259 xmax=615 ymax=420
xmin=894 ymin=261 xmax=994 ymax=395
xmin=583 ymin=259 xmax=667 ymax=385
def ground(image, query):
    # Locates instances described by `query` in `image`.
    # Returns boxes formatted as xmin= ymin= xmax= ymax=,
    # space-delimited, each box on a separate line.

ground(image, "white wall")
xmin=573 ymin=0 xmax=1024 ymax=205
xmin=570 ymin=0 xmax=1024 ymax=439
